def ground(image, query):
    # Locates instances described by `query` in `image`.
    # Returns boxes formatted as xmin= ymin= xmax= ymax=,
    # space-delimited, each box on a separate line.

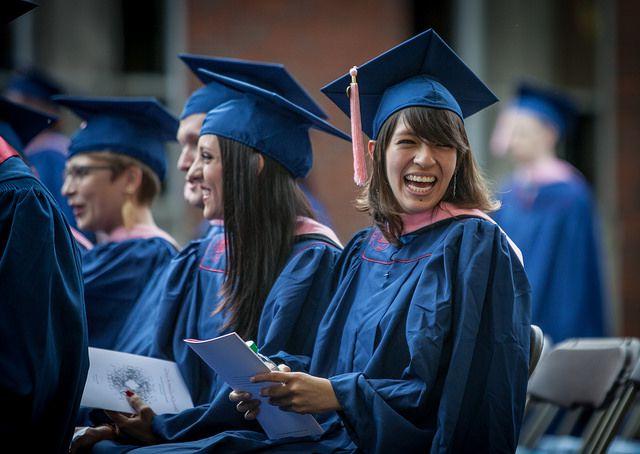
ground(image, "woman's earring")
xmin=452 ymin=173 xmax=457 ymax=199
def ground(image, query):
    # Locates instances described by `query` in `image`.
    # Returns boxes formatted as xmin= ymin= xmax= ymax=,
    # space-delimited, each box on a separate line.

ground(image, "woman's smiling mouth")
xmin=404 ymin=174 xmax=436 ymax=194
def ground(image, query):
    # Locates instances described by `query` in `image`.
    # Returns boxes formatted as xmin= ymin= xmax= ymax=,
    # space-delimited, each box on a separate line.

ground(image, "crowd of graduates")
xmin=1 ymin=1 xmax=610 ymax=453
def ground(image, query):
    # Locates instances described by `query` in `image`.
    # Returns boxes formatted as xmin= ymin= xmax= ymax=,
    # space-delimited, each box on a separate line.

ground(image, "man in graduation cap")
xmin=4 ymin=66 xmax=77 ymax=228
xmin=0 ymin=96 xmax=89 ymax=451
xmin=491 ymin=83 xmax=607 ymax=343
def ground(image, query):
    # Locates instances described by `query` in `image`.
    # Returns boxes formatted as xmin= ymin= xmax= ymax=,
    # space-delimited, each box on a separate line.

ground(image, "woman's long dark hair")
xmin=213 ymin=136 xmax=315 ymax=340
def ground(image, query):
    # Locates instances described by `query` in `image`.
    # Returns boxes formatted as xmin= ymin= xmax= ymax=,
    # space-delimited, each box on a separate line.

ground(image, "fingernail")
xmin=250 ymin=377 xmax=256 ymax=382
xmin=125 ymin=390 xmax=134 ymax=397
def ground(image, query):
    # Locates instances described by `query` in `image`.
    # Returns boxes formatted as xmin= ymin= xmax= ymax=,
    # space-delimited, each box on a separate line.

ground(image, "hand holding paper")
xmin=80 ymin=347 xmax=193 ymax=415
xmin=185 ymin=333 xmax=324 ymax=439
xmin=252 ymin=370 xmax=342 ymax=414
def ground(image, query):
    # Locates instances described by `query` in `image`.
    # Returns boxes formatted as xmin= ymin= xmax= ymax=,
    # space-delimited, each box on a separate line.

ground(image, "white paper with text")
xmin=81 ymin=347 xmax=194 ymax=414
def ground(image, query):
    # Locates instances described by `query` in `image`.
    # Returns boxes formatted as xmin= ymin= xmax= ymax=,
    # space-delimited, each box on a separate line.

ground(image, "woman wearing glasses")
xmin=57 ymin=96 xmax=179 ymax=350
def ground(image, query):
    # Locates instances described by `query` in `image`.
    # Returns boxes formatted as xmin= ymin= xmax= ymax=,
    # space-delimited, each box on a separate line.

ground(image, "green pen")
xmin=245 ymin=340 xmax=278 ymax=370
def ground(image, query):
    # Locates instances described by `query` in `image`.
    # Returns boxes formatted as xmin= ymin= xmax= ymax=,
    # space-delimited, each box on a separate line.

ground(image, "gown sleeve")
xmin=329 ymin=220 xmax=531 ymax=453
xmin=151 ymin=241 xmax=342 ymax=443
xmin=0 ymin=161 xmax=89 ymax=451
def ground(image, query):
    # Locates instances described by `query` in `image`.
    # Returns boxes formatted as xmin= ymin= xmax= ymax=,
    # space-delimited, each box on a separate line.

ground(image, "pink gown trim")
xmin=295 ymin=216 xmax=343 ymax=248
xmin=401 ymin=202 xmax=524 ymax=265
xmin=70 ymin=227 xmax=94 ymax=250
xmin=102 ymin=224 xmax=179 ymax=250
xmin=514 ymin=157 xmax=578 ymax=186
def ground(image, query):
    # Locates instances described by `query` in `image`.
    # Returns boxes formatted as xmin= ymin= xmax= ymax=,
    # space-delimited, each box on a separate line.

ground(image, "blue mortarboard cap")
xmin=5 ymin=67 xmax=65 ymax=102
xmin=2 ymin=0 xmax=37 ymax=24
xmin=197 ymin=69 xmax=350 ymax=179
xmin=0 ymin=96 xmax=55 ymax=152
xmin=321 ymin=29 xmax=498 ymax=139
xmin=512 ymin=83 xmax=578 ymax=136
xmin=53 ymin=96 xmax=178 ymax=182
xmin=180 ymin=54 xmax=327 ymax=120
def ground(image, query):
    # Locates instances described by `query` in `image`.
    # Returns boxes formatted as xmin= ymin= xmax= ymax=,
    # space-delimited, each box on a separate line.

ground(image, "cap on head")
xmin=197 ymin=69 xmax=350 ymax=179
xmin=0 ymin=96 xmax=55 ymax=152
xmin=179 ymin=54 xmax=327 ymax=120
xmin=321 ymin=29 xmax=498 ymax=140
xmin=511 ymin=82 xmax=578 ymax=136
xmin=53 ymin=96 xmax=178 ymax=182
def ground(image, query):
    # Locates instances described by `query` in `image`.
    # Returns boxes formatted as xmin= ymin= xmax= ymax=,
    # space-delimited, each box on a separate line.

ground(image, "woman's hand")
xmin=69 ymin=425 xmax=118 ymax=453
xmin=229 ymin=363 xmax=291 ymax=420
xmin=104 ymin=392 xmax=160 ymax=444
xmin=253 ymin=370 xmax=342 ymax=415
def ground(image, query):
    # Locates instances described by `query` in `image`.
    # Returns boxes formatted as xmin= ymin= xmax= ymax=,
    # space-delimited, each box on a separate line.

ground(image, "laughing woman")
xmin=56 ymin=97 xmax=179 ymax=350
xmin=132 ymin=30 xmax=531 ymax=454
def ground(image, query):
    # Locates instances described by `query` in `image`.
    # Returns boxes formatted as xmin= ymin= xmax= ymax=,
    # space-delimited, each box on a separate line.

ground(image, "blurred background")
xmin=2 ymin=0 xmax=638 ymax=337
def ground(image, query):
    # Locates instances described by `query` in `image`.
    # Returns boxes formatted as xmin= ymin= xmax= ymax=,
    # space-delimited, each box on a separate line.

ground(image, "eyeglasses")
xmin=63 ymin=165 xmax=113 ymax=182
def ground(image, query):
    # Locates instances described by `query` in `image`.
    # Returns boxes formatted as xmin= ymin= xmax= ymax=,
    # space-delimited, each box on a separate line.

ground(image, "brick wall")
xmin=617 ymin=0 xmax=640 ymax=336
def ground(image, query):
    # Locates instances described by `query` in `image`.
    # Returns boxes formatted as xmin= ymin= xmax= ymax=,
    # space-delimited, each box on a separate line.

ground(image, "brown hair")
xmin=86 ymin=151 xmax=161 ymax=206
xmin=214 ymin=136 xmax=315 ymax=340
xmin=356 ymin=106 xmax=499 ymax=245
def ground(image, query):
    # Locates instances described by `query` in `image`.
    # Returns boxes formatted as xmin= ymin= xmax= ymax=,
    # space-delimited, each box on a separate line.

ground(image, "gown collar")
xmin=295 ymin=216 xmax=343 ymax=248
xmin=100 ymin=223 xmax=179 ymax=249
xmin=513 ymin=157 xmax=578 ymax=187
xmin=400 ymin=202 xmax=523 ymax=265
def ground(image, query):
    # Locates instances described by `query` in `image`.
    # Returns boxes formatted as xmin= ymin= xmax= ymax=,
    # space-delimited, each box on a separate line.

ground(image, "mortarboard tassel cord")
xmin=348 ymin=66 xmax=367 ymax=186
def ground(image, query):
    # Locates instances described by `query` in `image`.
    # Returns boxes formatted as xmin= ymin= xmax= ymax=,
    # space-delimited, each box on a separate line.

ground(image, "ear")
xmin=123 ymin=166 xmax=143 ymax=195
xmin=256 ymin=154 xmax=265 ymax=174
xmin=367 ymin=140 xmax=376 ymax=159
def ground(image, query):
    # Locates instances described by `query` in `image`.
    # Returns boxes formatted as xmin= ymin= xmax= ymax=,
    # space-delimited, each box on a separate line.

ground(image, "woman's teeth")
xmin=404 ymin=175 xmax=436 ymax=194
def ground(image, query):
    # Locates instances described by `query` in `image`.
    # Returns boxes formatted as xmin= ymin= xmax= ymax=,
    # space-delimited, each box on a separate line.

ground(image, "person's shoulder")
xmin=290 ymin=235 xmax=343 ymax=263
xmin=435 ymin=216 xmax=509 ymax=258
xmin=340 ymin=225 xmax=376 ymax=255
xmin=0 ymin=157 xmax=41 ymax=192
xmin=435 ymin=215 xmax=501 ymax=242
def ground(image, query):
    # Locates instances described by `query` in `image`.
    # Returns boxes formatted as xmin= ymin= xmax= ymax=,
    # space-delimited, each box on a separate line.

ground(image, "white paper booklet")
xmin=185 ymin=332 xmax=324 ymax=439
xmin=81 ymin=347 xmax=194 ymax=414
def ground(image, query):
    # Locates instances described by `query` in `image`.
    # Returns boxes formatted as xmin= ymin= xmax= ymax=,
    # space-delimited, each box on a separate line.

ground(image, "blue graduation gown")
xmin=123 ymin=216 xmax=531 ymax=453
xmin=0 ymin=155 xmax=89 ymax=452
xmin=493 ymin=175 xmax=606 ymax=342
xmin=82 ymin=236 xmax=177 ymax=349
xmin=113 ymin=223 xmax=224 ymax=360
xmin=93 ymin=233 xmax=342 ymax=452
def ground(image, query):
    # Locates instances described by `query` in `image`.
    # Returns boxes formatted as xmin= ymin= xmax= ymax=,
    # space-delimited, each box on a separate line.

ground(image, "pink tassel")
xmin=348 ymin=66 xmax=367 ymax=187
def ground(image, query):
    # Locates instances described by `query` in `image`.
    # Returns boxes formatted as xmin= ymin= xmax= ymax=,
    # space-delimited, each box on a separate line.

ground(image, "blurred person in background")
xmin=491 ymin=83 xmax=607 ymax=342
xmin=4 ymin=66 xmax=78 ymax=228
xmin=56 ymin=96 xmax=179 ymax=350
